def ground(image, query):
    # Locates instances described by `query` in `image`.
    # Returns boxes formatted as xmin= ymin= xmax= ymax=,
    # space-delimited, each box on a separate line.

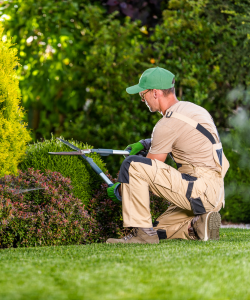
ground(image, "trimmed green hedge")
xmin=19 ymin=137 xmax=108 ymax=204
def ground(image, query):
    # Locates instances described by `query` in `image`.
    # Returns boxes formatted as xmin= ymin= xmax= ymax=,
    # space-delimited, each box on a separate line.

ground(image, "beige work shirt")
xmin=149 ymin=101 xmax=221 ymax=172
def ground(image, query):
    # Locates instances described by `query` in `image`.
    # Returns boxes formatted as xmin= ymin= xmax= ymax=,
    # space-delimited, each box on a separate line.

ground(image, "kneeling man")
xmin=107 ymin=67 xmax=229 ymax=243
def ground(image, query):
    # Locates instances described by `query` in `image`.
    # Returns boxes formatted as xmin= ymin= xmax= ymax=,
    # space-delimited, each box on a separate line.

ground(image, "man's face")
xmin=139 ymin=89 xmax=158 ymax=113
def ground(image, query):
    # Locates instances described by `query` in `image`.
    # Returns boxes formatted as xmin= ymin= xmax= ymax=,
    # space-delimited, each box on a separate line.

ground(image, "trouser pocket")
xmin=204 ymin=179 xmax=224 ymax=209
xmin=153 ymin=159 xmax=183 ymax=193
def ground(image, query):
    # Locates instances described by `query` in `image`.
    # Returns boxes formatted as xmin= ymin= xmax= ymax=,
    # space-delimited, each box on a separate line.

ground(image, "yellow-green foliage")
xmin=0 ymin=25 xmax=31 ymax=176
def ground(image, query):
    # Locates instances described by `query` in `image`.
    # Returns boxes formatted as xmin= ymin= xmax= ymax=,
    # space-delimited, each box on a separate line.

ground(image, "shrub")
xmin=0 ymin=168 xmax=98 ymax=248
xmin=19 ymin=136 xmax=107 ymax=204
xmin=220 ymin=90 xmax=250 ymax=223
xmin=87 ymin=173 xmax=169 ymax=242
xmin=221 ymin=144 xmax=250 ymax=223
xmin=0 ymin=24 xmax=31 ymax=177
xmin=0 ymin=168 xmax=168 ymax=247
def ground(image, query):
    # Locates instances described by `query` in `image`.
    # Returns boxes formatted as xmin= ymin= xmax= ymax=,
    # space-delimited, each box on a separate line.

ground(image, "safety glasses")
xmin=139 ymin=89 xmax=151 ymax=101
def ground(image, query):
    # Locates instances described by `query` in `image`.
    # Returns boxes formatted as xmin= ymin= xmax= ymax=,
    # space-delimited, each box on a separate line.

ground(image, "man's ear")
xmin=153 ymin=89 xmax=158 ymax=98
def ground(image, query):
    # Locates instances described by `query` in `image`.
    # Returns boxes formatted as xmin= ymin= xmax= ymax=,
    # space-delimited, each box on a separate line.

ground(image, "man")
xmin=107 ymin=67 xmax=229 ymax=243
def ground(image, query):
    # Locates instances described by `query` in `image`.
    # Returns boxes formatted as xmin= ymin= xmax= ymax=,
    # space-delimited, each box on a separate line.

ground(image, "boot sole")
xmin=204 ymin=212 xmax=221 ymax=241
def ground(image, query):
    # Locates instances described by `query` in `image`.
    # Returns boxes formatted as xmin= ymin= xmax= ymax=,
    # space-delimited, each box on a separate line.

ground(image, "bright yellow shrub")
xmin=0 ymin=24 xmax=31 ymax=176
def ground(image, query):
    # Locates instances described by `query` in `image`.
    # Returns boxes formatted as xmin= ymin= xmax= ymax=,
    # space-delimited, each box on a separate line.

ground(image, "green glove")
xmin=124 ymin=142 xmax=144 ymax=156
xmin=107 ymin=182 xmax=122 ymax=203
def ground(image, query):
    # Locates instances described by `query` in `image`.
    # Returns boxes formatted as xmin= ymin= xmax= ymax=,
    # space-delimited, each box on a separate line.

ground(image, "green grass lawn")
xmin=0 ymin=229 xmax=250 ymax=300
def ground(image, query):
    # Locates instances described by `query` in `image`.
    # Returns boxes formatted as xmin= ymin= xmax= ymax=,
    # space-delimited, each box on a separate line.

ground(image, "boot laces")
xmin=122 ymin=228 xmax=138 ymax=241
xmin=122 ymin=234 xmax=133 ymax=241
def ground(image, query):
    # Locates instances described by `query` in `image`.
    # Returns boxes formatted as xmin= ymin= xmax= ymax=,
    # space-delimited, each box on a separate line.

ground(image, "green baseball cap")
xmin=126 ymin=67 xmax=175 ymax=94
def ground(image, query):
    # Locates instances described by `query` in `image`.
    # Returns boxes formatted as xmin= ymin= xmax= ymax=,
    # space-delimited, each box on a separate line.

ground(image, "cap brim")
xmin=126 ymin=84 xmax=145 ymax=94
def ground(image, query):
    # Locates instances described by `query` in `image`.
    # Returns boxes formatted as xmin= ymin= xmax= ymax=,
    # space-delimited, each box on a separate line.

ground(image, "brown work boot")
xmin=193 ymin=212 xmax=221 ymax=241
xmin=106 ymin=228 xmax=159 ymax=244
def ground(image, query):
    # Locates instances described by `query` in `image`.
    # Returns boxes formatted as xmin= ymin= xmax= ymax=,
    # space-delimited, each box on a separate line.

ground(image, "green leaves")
xmin=0 ymin=24 xmax=31 ymax=177
xmin=220 ymin=87 xmax=250 ymax=222
xmin=0 ymin=168 xmax=95 ymax=248
xmin=1 ymin=0 xmax=250 ymax=177
xmin=19 ymin=136 xmax=107 ymax=204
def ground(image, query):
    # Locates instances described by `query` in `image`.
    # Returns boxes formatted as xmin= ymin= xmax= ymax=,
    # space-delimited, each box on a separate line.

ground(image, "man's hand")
xmin=124 ymin=142 xmax=144 ymax=156
xmin=107 ymin=182 xmax=122 ymax=203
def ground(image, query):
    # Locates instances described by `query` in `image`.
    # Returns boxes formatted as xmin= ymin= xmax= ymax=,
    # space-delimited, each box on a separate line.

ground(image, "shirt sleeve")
xmin=149 ymin=121 xmax=177 ymax=155
xmin=139 ymin=138 xmax=152 ymax=150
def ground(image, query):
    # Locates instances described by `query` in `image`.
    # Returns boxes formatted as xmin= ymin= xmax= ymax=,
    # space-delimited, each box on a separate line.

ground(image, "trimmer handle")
xmin=126 ymin=149 xmax=148 ymax=157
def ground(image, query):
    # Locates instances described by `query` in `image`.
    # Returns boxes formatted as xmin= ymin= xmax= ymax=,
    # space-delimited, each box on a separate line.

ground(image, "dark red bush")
xmin=0 ymin=168 xmax=98 ymax=248
xmin=0 ymin=169 xmax=169 ymax=247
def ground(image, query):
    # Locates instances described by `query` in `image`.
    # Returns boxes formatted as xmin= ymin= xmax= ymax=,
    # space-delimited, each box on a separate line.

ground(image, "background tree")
xmin=1 ymin=0 xmax=249 ymax=140
xmin=0 ymin=1 xmax=157 ymax=173
xmin=149 ymin=0 xmax=250 ymax=127
xmin=220 ymin=87 xmax=250 ymax=222
xmin=0 ymin=24 xmax=31 ymax=177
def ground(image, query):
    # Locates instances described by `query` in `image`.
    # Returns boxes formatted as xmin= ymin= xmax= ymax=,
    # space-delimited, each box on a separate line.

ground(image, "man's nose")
xmin=141 ymin=99 xmax=145 ymax=102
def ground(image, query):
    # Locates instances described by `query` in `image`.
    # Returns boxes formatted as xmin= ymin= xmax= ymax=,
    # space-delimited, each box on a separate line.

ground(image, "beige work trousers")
xmin=121 ymin=159 xmax=224 ymax=240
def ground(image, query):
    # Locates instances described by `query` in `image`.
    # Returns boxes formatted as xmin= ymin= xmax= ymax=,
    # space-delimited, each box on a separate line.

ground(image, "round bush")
xmin=19 ymin=136 xmax=107 ymax=204
xmin=0 ymin=168 xmax=98 ymax=248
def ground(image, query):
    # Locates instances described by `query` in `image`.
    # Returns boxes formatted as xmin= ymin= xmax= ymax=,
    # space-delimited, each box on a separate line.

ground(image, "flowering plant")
xmin=0 ymin=168 xmax=97 ymax=248
xmin=0 ymin=169 xmax=169 ymax=248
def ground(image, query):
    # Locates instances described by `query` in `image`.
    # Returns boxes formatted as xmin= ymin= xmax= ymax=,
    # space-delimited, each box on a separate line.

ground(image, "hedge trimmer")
xmin=49 ymin=138 xmax=148 ymax=187
xmin=50 ymin=148 xmax=132 ymax=157
xmin=49 ymin=138 xmax=115 ymax=187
